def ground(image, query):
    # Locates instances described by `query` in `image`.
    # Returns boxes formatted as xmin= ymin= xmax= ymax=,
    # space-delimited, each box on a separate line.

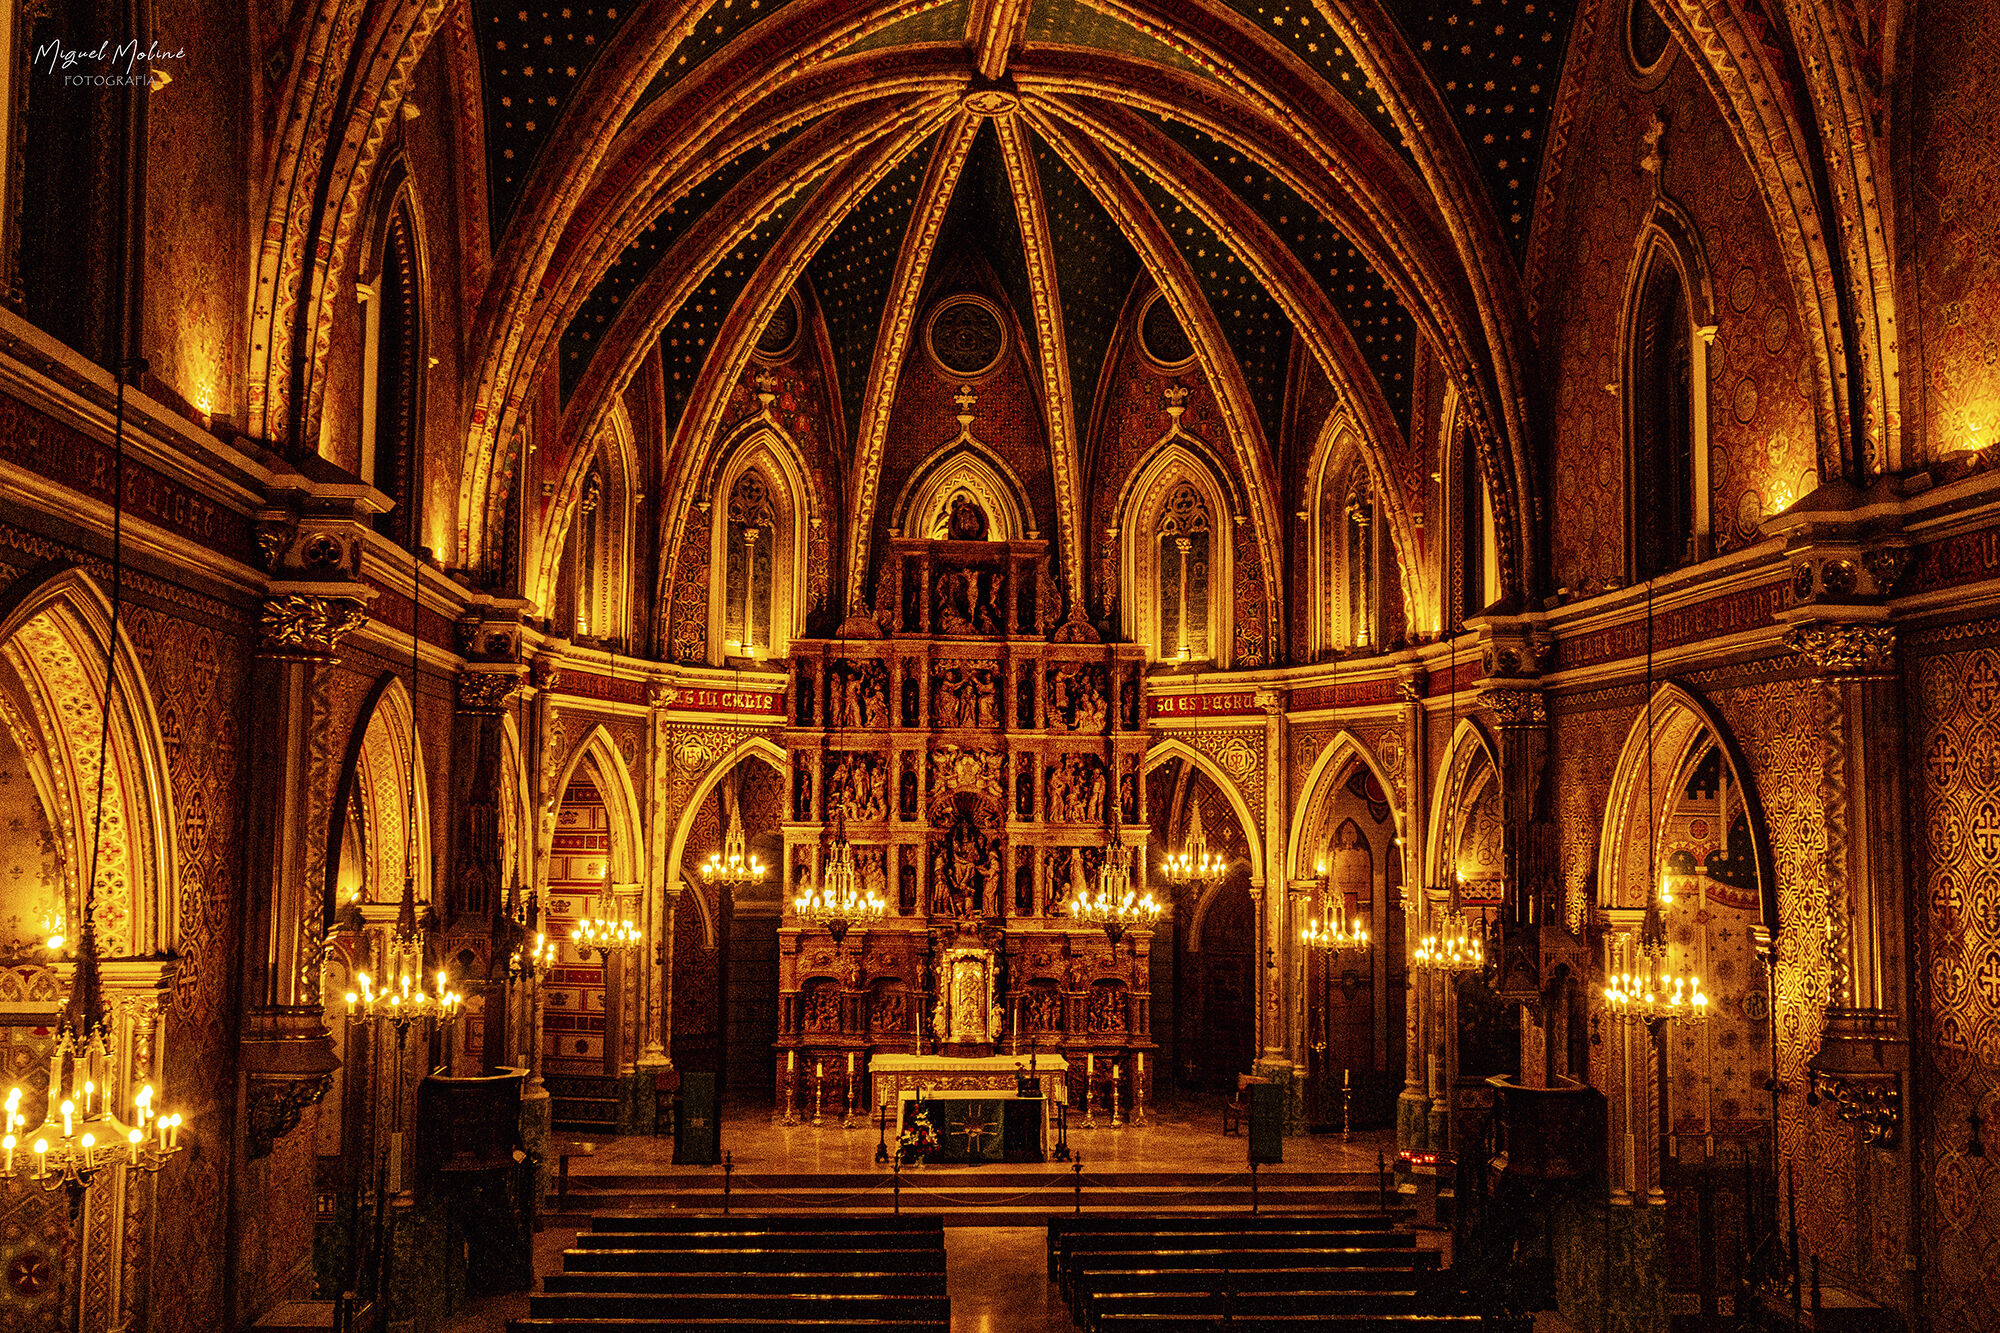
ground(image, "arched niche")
xmin=1117 ymin=440 xmax=1239 ymax=666
xmin=0 ymin=566 xmax=178 ymax=961
xmin=889 ymin=438 xmax=1033 ymax=544
xmin=665 ymin=738 xmax=788 ymax=948
xmin=357 ymin=161 xmax=432 ymax=551
xmin=1424 ymin=718 xmax=1503 ymax=909
xmin=326 ymin=674 xmax=434 ymax=912
xmin=1304 ymin=419 xmax=1412 ymax=658
xmin=1143 ymin=739 xmax=1263 ymax=890
xmin=1593 ymin=682 xmax=1779 ymax=1197
xmin=547 ymin=403 xmax=639 ymax=650
xmin=705 ymin=422 xmax=815 ymax=663
xmin=1287 ymin=731 xmax=1405 ymax=886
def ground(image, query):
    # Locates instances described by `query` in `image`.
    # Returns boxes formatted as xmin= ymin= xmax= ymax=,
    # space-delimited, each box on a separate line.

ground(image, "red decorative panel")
xmin=551 ymin=671 xmax=649 ymax=705
xmin=1555 ymin=579 xmax=1788 ymax=670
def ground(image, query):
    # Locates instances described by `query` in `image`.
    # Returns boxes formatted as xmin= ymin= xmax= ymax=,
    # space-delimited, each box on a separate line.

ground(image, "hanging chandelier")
xmin=571 ymin=875 xmax=644 ymax=958
xmin=1412 ymin=875 xmax=1486 ymax=973
xmin=1602 ymin=581 xmax=1712 ymax=1027
xmin=701 ymin=796 xmax=767 ymax=887
xmin=4 ymin=366 xmax=188 ymax=1200
xmin=1070 ymin=828 xmax=1162 ymax=947
xmin=1160 ymin=799 xmax=1226 ymax=892
xmin=346 ymin=871 xmax=465 ymax=1032
xmin=791 ymin=810 xmax=884 ymax=945
xmin=1300 ymin=855 xmax=1370 ymax=954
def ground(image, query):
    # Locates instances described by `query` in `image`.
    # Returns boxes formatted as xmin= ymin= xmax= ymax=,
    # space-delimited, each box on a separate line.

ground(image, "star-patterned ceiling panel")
xmin=475 ymin=0 xmax=634 ymax=235
xmin=1122 ymin=160 xmax=1294 ymax=451
xmin=933 ymin=122 xmax=1037 ymax=349
xmin=1024 ymin=0 xmax=1207 ymax=75
xmin=559 ymin=124 xmax=809 ymax=401
xmin=623 ymin=0 xmax=790 ymax=130
xmin=1223 ymin=0 xmax=1411 ymax=164
xmin=804 ymin=133 xmax=943 ymax=439
xmin=1394 ymin=0 xmax=1579 ymax=257
xmin=845 ymin=0 xmax=971 ymax=54
xmin=1146 ymin=111 xmax=1415 ymax=434
xmin=1028 ymin=130 xmax=1140 ymax=440
xmin=660 ymin=177 xmax=825 ymax=432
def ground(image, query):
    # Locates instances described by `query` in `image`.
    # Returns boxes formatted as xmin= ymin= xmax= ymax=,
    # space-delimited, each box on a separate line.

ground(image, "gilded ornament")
xmin=257 ymin=595 xmax=367 ymax=657
xmin=456 ymin=670 xmax=523 ymax=714
xmin=1787 ymin=623 xmax=1895 ymax=674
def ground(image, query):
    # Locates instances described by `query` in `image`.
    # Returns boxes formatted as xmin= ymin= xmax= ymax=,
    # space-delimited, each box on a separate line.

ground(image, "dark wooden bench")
xmin=1089 ymin=1317 xmax=1530 ymax=1333
xmin=543 ymin=1270 xmax=949 ymax=1296
xmin=525 ymin=1292 xmax=951 ymax=1320
xmin=1065 ymin=1247 xmax=1436 ymax=1312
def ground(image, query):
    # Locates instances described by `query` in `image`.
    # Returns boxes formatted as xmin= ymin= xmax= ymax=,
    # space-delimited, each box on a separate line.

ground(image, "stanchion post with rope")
xmin=722 ymin=1150 xmax=732 ymax=1215
xmin=1073 ymin=1157 xmax=1083 ymax=1214
xmin=1251 ymin=1157 xmax=1260 ymax=1214
xmin=1379 ymin=1149 xmax=1389 ymax=1212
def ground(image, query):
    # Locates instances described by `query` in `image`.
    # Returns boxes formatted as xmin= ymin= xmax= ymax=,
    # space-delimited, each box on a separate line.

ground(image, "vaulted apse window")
xmin=575 ymin=465 xmax=603 ymax=638
xmin=1157 ymin=483 xmax=1213 ymax=662
xmin=1457 ymin=438 xmax=1498 ymax=622
xmin=1345 ymin=475 xmax=1379 ymax=649
xmin=1629 ymin=256 xmax=1695 ymax=580
xmin=724 ymin=469 xmax=778 ymax=656
xmin=362 ymin=197 xmax=423 ymax=548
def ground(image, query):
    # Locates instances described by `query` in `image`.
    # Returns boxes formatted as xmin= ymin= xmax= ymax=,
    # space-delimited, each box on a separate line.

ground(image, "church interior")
xmin=0 ymin=0 xmax=1993 ymax=1328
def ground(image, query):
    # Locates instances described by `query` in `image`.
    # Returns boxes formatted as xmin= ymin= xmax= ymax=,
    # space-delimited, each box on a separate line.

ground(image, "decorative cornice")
xmin=257 ymin=594 xmax=370 ymax=659
xmin=457 ymin=668 xmax=525 ymax=714
xmin=1479 ymin=686 xmax=1547 ymax=727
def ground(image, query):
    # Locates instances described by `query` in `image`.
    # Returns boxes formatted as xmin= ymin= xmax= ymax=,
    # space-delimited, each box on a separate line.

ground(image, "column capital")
xmin=1785 ymin=621 xmax=1896 ymax=675
xmin=457 ymin=666 xmax=526 ymax=714
xmin=256 ymin=591 xmax=370 ymax=659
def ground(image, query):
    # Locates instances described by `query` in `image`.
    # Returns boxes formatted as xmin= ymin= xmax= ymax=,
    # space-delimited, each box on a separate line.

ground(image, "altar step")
xmin=549 ymin=1168 xmax=1396 ymax=1227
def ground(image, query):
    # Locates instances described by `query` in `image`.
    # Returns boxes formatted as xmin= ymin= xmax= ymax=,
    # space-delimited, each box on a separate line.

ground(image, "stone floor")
xmin=562 ymin=1091 xmax=1398 ymax=1178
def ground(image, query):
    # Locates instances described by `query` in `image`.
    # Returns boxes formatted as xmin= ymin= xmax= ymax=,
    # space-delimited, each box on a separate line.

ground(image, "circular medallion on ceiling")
xmin=926 ymin=295 xmax=1007 ymax=379
xmin=1625 ymin=0 xmax=1675 ymax=84
xmin=961 ymin=89 xmax=1019 ymax=117
xmin=754 ymin=289 xmax=802 ymax=362
xmin=1139 ymin=292 xmax=1195 ymax=369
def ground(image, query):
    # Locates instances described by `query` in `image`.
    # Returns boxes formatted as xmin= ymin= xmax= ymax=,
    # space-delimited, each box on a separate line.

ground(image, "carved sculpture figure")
xmin=938 ymin=570 xmax=975 ymax=634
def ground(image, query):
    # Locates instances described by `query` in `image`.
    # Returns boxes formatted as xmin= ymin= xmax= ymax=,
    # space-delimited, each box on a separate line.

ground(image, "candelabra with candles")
xmin=1159 ymin=800 xmax=1226 ymax=892
xmin=1412 ymin=874 xmax=1486 ymax=974
xmin=1300 ymin=856 xmax=1371 ymax=955
xmin=1603 ymin=874 xmax=1710 ymax=1027
xmin=571 ymin=877 xmax=644 ymax=958
xmin=701 ymin=798 xmax=767 ymax=887
xmin=792 ymin=812 xmax=886 ymax=946
xmin=1 ymin=1030 xmax=185 ymax=1204
xmin=1069 ymin=834 xmax=1162 ymax=948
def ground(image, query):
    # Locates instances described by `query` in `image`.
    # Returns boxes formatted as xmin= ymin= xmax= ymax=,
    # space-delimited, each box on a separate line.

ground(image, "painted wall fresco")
xmin=1904 ymin=0 xmax=2000 ymax=464
xmin=1535 ymin=24 xmax=1818 ymax=594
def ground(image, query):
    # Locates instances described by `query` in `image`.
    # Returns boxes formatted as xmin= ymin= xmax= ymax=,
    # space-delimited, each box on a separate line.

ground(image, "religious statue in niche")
xmin=899 ymin=751 xmax=919 ymax=821
xmin=1045 ymin=663 xmax=1109 ymax=732
xmin=932 ymin=663 xmax=999 ymax=728
xmin=1016 ymin=770 xmax=1034 ymax=820
xmin=802 ymin=979 xmax=842 ymax=1032
xmin=1086 ymin=982 xmax=1128 ymax=1034
xmin=901 ymin=659 xmax=921 ymax=726
xmin=1045 ymin=754 xmax=1107 ymax=824
xmin=1046 ymin=846 xmax=1100 ymax=916
xmin=1120 ymin=673 xmax=1140 ymax=730
xmin=936 ymin=566 xmax=1004 ymax=635
xmin=930 ymin=803 xmax=1002 ymax=917
xmin=929 ymin=745 xmax=1004 ymax=804
xmin=860 ymin=847 xmax=889 ymax=912
xmin=793 ymin=765 xmax=814 ymax=820
xmin=827 ymin=753 xmax=888 ymax=822
xmin=830 ymin=658 xmax=889 ymax=728
xmin=898 ymin=845 xmax=919 ymax=915
xmin=1016 ymin=672 xmax=1035 ymax=727
xmin=1015 ymin=863 xmax=1034 ymax=914
xmin=946 ymin=493 xmax=988 ymax=541
xmin=797 ymin=665 xmax=816 ymax=725
xmin=1023 ymin=982 xmax=1062 ymax=1032
xmin=1119 ymin=763 xmax=1138 ymax=825
xmin=837 ymin=948 xmax=866 ymax=991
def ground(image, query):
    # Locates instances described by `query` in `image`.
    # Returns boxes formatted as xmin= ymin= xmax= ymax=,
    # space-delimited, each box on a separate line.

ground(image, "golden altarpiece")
xmin=775 ymin=524 xmax=1156 ymax=1117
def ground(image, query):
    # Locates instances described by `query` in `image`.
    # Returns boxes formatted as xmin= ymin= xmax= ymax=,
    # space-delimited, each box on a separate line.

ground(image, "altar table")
xmin=870 ymin=1053 xmax=1068 ymax=1160
xmin=898 ymin=1091 xmax=1044 ymax=1163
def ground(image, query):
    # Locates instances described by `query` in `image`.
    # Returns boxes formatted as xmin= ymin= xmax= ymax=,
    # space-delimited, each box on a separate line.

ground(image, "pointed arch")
xmin=1143 ymin=738 xmax=1263 ymax=883
xmin=1423 ymin=717 xmax=1500 ymax=895
xmin=531 ymin=397 xmax=639 ymax=636
xmin=1287 ymin=730 xmax=1405 ymax=884
xmin=1304 ymin=417 xmax=1419 ymax=657
xmin=1619 ymin=195 xmax=1719 ymax=577
xmin=1117 ymin=437 xmax=1242 ymax=666
xmin=702 ymin=418 xmax=818 ymax=664
xmin=1596 ymin=681 xmax=1777 ymax=936
xmin=356 ymin=158 xmax=433 ymax=550
xmin=887 ymin=435 xmax=1034 ymax=543
xmin=326 ymin=674 xmax=435 ymax=910
xmin=0 ymin=565 xmax=179 ymax=958
xmin=542 ymin=723 xmax=647 ymax=892
xmin=664 ymin=736 xmax=788 ymax=951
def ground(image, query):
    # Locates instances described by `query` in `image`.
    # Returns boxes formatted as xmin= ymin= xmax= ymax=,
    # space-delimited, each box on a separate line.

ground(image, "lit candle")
xmin=847 ymin=1052 xmax=855 ymax=1076
xmin=82 ymin=1080 xmax=94 ymax=1118
xmin=60 ymin=1100 xmax=73 ymax=1138
xmin=1136 ymin=1053 xmax=1143 ymax=1079
xmin=1087 ymin=1054 xmax=1094 ymax=1080
xmin=79 ymin=1132 xmax=94 ymax=1170
xmin=34 ymin=1138 xmax=48 ymax=1177
xmin=815 ymin=1061 xmax=823 ymax=1080
xmin=127 ymin=1129 xmax=142 ymax=1164
xmin=3 ymin=1133 xmax=13 ymax=1174
xmin=787 ymin=1050 xmax=795 ymax=1072
xmin=167 ymin=1115 xmax=181 ymax=1151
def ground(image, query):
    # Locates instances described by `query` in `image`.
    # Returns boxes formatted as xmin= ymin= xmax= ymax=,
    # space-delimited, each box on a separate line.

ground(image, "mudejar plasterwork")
xmin=778 ymin=524 xmax=1154 ymax=1111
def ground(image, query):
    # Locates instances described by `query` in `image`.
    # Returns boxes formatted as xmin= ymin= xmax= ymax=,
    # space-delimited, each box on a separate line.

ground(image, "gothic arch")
xmin=888 ymin=437 xmax=1034 ymax=543
xmin=1423 ymin=717 xmax=1501 ymax=896
xmin=1288 ymin=730 xmax=1405 ymax=885
xmin=542 ymin=724 xmax=647 ymax=893
xmin=1304 ymin=418 xmax=1419 ymax=657
xmin=0 ymin=565 xmax=178 ymax=958
xmin=1143 ymin=738 xmax=1263 ymax=884
xmin=703 ymin=419 xmax=817 ymax=663
xmin=1595 ymin=681 xmax=1777 ymax=935
xmin=532 ymin=397 xmax=639 ymax=642
xmin=664 ymin=736 xmax=788 ymax=951
xmin=1117 ymin=439 xmax=1240 ymax=666
xmin=326 ymin=674 xmax=434 ymax=909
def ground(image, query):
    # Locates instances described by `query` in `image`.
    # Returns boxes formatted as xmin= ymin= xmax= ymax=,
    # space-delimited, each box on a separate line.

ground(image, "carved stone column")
xmin=1251 ymin=688 xmax=1296 ymax=1123
xmin=639 ymin=677 xmax=674 ymax=1068
xmin=240 ymin=583 xmax=370 ymax=1157
xmin=454 ymin=665 xmax=524 ymax=1072
xmin=1395 ymin=670 xmax=1432 ymax=1156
